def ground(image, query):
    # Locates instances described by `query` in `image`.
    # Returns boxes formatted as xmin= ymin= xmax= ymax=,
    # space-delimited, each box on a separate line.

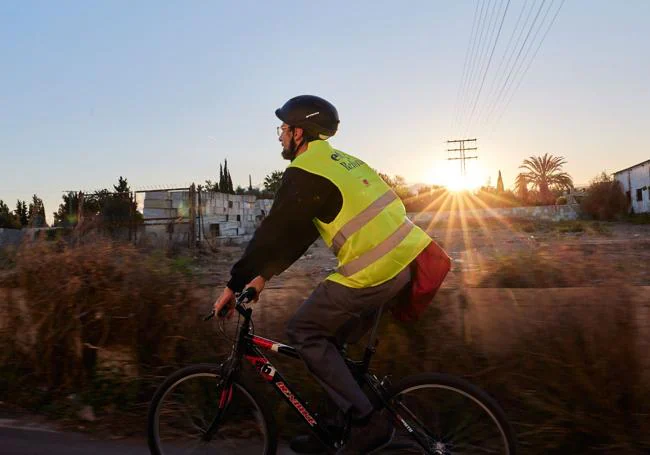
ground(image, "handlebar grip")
xmin=241 ymin=287 xmax=257 ymax=302
xmin=217 ymin=304 xmax=230 ymax=318
xmin=215 ymin=287 xmax=257 ymax=318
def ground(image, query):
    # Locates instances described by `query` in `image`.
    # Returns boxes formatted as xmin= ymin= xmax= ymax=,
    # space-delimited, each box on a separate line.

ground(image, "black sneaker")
xmin=336 ymin=411 xmax=394 ymax=454
xmin=290 ymin=421 xmax=344 ymax=454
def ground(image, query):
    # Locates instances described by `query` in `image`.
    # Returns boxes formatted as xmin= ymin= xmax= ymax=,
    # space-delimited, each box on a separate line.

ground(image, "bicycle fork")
xmin=202 ymin=366 xmax=236 ymax=442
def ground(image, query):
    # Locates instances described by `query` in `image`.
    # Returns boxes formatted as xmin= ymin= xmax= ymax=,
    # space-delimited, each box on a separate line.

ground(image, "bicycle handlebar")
xmin=203 ymin=287 xmax=258 ymax=321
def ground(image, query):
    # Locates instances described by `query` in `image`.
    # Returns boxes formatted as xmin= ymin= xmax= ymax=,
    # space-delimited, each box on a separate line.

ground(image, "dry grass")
xmin=0 ymin=236 xmax=226 ymax=419
xmin=1 ymin=239 xmax=648 ymax=453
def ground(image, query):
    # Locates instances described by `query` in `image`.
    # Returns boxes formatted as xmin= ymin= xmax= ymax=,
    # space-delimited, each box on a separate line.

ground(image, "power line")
xmin=451 ymin=0 xmax=482 ymax=135
xmin=454 ymin=0 xmax=490 ymax=135
xmin=456 ymin=0 xmax=493 ymax=134
xmin=480 ymin=0 xmax=549 ymax=129
xmin=491 ymin=0 xmax=566 ymax=132
xmin=475 ymin=0 xmax=532 ymax=129
xmin=461 ymin=0 xmax=501 ymax=132
xmin=464 ymin=0 xmax=512 ymax=134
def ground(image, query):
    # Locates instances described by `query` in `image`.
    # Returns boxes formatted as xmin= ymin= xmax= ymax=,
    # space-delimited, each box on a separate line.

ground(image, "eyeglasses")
xmin=276 ymin=126 xmax=291 ymax=137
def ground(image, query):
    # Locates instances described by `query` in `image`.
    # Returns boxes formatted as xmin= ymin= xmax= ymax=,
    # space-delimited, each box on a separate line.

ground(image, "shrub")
xmin=0 ymin=236 xmax=223 ymax=409
xmin=581 ymin=172 xmax=629 ymax=220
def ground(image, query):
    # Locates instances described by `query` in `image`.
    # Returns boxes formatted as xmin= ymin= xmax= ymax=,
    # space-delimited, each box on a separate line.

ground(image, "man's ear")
xmin=293 ymin=127 xmax=304 ymax=142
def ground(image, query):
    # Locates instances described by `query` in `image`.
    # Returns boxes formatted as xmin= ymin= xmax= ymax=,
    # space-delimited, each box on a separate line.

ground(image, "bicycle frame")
xmin=207 ymin=294 xmax=434 ymax=453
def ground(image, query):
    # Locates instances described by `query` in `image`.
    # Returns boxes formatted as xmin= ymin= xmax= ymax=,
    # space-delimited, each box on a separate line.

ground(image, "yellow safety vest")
xmin=288 ymin=140 xmax=432 ymax=288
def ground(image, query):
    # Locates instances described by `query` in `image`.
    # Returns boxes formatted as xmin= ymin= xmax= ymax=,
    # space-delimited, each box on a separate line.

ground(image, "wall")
xmin=615 ymin=160 xmax=650 ymax=214
xmin=0 ymin=228 xmax=24 ymax=248
xmin=408 ymin=204 xmax=581 ymax=224
xmin=142 ymin=189 xmax=274 ymax=246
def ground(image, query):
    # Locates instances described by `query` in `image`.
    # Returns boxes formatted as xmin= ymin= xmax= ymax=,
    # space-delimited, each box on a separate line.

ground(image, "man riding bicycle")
xmin=213 ymin=95 xmax=442 ymax=454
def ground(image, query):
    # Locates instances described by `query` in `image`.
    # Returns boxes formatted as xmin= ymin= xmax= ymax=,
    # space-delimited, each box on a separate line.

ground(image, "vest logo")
xmin=362 ymin=179 xmax=370 ymax=186
xmin=331 ymin=153 xmax=341 ymax=161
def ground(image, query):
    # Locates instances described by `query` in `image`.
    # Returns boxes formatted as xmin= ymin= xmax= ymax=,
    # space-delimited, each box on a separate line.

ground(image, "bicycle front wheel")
xmin=385 ymin=373 xmax=516 ymax=454
xmin=147 ymin=363 xmax=277 ymax=455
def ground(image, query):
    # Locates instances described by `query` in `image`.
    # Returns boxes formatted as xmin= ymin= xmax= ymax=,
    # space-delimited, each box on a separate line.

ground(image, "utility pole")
xmin=447 ymin=138 xmax=478 ymax=176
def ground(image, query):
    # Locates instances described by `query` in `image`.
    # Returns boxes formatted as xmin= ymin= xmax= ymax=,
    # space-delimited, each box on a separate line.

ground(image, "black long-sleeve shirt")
xmin=227 ymin=167 xmax=343 ymax=292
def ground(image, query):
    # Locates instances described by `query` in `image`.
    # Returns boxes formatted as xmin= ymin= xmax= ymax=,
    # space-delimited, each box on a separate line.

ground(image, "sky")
xmin=2 ymin=1 xmax=649 ymax=224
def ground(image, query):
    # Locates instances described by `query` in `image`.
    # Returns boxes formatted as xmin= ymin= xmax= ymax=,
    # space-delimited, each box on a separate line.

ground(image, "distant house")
xmin=613 ymin=159 xmax=650 ymax=213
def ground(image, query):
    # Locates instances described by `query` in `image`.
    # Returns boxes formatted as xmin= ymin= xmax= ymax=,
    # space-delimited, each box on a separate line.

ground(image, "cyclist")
xmin=213 ymin=95 xmax=440 ymax=454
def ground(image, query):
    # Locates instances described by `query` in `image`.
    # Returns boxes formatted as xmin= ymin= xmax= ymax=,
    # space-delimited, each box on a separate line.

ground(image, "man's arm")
xmin=226 ymin=167 xmax=341 ymax=292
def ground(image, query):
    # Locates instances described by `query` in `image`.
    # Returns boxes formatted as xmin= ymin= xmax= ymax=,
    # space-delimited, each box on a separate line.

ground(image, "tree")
xmin=517 ymin=153 xmax=573 ymax=204
xmin=0 ymin=200 xmax=20 ymax=228
xmin=263 ymin=170 xmax=284 ymax=195
xmin=28 ymin=194 xmax=48 ymax=227
xmin=224 ymin=159 xmax=234 ymax=193
xmin=248 ymin=175 xmax=253 ymax=192
xmin=581 ymin=172 xmax=629 ymax=221
xmin=496 ymin=170 xmax=505 ymax=193
xmin=514 ymin=173 xmax=529 ymax=203
xmin=102 ymin=176 xmax=137 ymax=232
xmin=53 ymin=192 xmax=80 ymax=227
xmin=14 ymin=200 xmax=28 ymax=227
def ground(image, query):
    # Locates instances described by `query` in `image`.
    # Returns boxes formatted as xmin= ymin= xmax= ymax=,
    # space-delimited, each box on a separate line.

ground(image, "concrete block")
xmin=144 ymin=208 xmax=176 ymax=219
xmin=145 ymin=191 xmax=169 ymax=200
xmin=144 ymin=199 xmax=172 ymax=209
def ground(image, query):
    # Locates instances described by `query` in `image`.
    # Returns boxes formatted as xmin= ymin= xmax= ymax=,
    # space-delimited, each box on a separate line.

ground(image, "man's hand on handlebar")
xmin=212 ymin=276 xmax=265 ymax=319
xmin=213 ymin=287 xmax=236 ymax=319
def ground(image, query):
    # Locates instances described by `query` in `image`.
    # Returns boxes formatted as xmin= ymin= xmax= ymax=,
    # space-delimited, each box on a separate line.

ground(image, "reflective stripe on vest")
xmin=331 ymin=189 xmax=398 ymax=256
xmin=337 ymin=218 xmax=415 ymax=277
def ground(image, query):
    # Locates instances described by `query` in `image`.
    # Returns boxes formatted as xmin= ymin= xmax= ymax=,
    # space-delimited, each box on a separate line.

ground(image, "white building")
xmin=614 ymin=159 xmax=650 ymax=214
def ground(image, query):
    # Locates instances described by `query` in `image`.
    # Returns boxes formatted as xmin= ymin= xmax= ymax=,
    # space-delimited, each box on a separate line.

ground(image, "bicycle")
xmin=147 ymin=288 xmax=517 ymax=454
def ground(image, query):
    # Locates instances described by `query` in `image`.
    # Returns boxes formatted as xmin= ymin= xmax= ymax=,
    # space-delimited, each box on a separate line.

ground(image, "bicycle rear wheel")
xmin=147 ymin=363 xmax=277 ymax=455
xmin=385 ymin=373 xmax=516 ymax=454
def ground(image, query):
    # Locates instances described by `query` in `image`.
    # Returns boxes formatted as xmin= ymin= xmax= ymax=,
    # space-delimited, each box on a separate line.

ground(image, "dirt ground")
xmin=191 ymin=219 xmax=650 ymax=294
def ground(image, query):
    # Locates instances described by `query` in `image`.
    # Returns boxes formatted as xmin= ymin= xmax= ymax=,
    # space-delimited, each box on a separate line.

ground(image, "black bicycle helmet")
xmin=275 ymin=95 xmax=339 ymax=139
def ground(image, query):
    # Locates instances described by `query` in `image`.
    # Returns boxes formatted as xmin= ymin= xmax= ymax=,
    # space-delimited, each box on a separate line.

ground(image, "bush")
xmin=0 ymin=236 xmax=224 ymax=412
xmin=581 ymin=172 xmax=629 ymax=220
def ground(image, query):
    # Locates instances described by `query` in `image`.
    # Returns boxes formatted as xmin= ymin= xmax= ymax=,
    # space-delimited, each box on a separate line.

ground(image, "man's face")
xmin=278 ymin=123 xmax=292 ymax=154
xmin=278 ymin=123 xmax=303 ymax=161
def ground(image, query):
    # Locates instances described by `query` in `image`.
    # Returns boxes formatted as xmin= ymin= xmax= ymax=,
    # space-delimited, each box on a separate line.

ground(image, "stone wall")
xmin=141 ymin=189 xmax=275 ymax=247
xmin=408 ymin=204 xmax=581 ymax=224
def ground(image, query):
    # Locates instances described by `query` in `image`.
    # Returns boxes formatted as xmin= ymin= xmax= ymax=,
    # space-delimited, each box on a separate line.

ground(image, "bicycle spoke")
xmin=388 ymin=381 xmax=513 ymax=455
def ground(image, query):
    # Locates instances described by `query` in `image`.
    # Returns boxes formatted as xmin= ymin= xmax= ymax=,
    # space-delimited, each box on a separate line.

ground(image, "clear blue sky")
xmin=2 ymin=1 xmax=649 ymax=223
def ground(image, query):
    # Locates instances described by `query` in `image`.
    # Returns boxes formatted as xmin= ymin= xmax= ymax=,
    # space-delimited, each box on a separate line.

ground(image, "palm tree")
xmin=517 ymin=153 xmax=573 ymax=204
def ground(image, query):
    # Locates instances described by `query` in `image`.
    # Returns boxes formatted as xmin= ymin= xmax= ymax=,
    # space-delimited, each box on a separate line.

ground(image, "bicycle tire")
xmin=386 ymin=372 xmax=517 ymax=454
xmin=147 ymin=363 xmax=278 ymax=455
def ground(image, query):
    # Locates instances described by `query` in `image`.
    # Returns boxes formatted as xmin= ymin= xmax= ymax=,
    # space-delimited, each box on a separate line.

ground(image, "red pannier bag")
xmin=391 ymin=240 xmax=451 ymax=322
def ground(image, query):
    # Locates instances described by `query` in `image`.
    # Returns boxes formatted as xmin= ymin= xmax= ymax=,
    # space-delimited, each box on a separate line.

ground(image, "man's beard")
xmin=281 ymin=136 xmax=298 ymax=161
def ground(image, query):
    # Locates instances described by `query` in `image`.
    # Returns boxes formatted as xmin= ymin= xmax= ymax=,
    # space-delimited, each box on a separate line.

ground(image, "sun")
xmin=445 ymin=173 xmax=483 ymax=192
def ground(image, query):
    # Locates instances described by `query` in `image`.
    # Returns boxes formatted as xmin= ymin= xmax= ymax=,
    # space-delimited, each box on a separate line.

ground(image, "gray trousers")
xmin=286 ymin=267 xmax=411 ymax=419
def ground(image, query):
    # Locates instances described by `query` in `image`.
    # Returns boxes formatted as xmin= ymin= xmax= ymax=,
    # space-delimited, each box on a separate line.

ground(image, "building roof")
xmin=613 ymin=159 xmax=650 ymax=175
